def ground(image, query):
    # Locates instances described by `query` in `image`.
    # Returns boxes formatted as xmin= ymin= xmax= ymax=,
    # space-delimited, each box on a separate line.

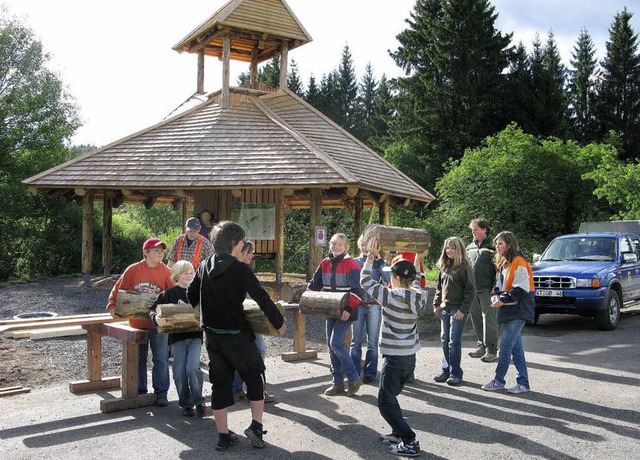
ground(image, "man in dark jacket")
xmin=466 ymin=218 xmax=499 ymax=362
xmin=188 ymin=221 xmax=286 ymax=451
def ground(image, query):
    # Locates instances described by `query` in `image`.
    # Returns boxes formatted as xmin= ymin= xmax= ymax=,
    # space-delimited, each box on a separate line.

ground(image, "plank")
xmin=0 ymin=387 xmax=31 ymax=397
xmin=0 ymin=312 xmax=109 ymax=327
xmin=1 ymin=314 xmax=116 ymax=334
xmin=30 ymin=326 xmax=86 ymax=340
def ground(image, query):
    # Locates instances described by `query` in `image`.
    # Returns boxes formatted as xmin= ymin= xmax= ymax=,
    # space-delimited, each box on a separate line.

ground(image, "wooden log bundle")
xmin=243 ymin=300 xmax=285 ymax=336
xmin=363 ymin=224 xmax=431 ymax=253
xmin=156 ymin=304 xmax=201 ymax=334
xmin=114 ymin=291 xmax=157 ymax=320
xmin=299 ymin=291 xmax=348 ymax=318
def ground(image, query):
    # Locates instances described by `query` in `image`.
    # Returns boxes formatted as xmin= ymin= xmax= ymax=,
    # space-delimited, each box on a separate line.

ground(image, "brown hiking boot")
xmin=324 ymin=384 xmax=345 ymax=396
xmin=468 ymin=346 xmax=486 ymax=358
xmin=346 ymin=379 xmax=362 ymax=396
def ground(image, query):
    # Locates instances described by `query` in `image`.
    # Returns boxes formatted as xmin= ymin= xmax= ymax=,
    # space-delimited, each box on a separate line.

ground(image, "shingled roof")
xmin=23 ymin=88 xmax=434 ymax=209
xmin=173 ymin=0 xmax=312 ymax=63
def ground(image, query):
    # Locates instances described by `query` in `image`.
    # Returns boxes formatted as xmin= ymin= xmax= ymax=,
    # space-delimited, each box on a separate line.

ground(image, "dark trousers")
xmin=378 ymin=354 xmax=416 ymax=443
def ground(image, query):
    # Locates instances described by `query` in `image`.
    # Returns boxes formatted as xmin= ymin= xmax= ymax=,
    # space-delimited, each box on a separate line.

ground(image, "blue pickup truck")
xmin=531 ymin=226 xmax=640 ymax=330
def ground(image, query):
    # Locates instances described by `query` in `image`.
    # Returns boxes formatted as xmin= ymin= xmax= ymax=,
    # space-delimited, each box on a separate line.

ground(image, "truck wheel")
xmin=597 ymin=290 xmax=621 ymax=331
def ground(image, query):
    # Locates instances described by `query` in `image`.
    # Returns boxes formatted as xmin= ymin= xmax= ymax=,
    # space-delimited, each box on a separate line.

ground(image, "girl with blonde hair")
xmin=432 ymin=237 xmax=476 ymax=385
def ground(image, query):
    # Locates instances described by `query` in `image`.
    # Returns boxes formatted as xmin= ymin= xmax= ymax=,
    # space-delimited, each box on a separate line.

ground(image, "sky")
xmin=5 ymin=0 xmax=640 ymax=147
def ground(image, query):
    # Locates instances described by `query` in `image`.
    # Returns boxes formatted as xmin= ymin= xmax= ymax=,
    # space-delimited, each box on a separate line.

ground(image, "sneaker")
xmin=324 ymin=384 xmax=345 ymax=396
xmin=264 ymin=392 xmax=276 ymax=403
xmin=481 ymin=351 xmax=498 ymax=362
xmin=181 ymin=406 xmax=195 ymax=417
xmin=508 ymin=384 xmax=530 ymax=394
xmin=468 ymin=346 xmax=486 ymax=358
xmin=482 ymin=379 xmax=506 ymax=391
xmin=156 ymin=396 xmax=169 ymax=407
xmin=379 ymin=433 xmax=401 ymax=445
xmin=446 ymin=375 xmax=462 ymax=386
xmin=433 ymin=370 xmax=449 ymax=383
xmin=216 ymin=432 xmax=239 ymax=451
xmin=196 ymin=404 xmax=208 ymax=418
xmin=346 ymin=379 xmax=363 ymax=396
xmin=233 ymin=390 xmax=246 ymax=402
xmin=244 ymin=426 xmax=266 ymax=448
xmin=388 ymin=440 xmax=421 ymax=457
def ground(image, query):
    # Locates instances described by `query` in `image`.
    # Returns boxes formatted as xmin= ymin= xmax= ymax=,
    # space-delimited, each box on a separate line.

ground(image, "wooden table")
xmin=69 ymin=322 xmax=157 ymax=413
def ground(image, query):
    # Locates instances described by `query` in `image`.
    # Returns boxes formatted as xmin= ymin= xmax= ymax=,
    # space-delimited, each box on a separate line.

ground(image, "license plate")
xmin=536 ymin=289 xmax=563 ymax=297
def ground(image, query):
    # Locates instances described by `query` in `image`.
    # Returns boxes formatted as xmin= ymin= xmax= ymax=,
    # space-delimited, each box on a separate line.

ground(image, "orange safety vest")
xmin=176 ymin=234 xmax=205 ymax=266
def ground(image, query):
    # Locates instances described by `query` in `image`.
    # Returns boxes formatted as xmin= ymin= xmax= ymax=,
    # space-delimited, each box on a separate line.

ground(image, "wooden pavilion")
xmin=23 ymin=0 xmax=435 ymax=287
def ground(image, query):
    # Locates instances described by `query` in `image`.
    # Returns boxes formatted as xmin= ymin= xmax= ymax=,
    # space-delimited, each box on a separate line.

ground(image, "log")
xmin=299 ymin=291 xmax=348 ymax=318
xmin=363 ymin=224 xmax=431 ymax=253
xmin=243 ymin=300 xmax=285 ymax=336
xmin=114 ymin=290 xmax=158 ymax=320
xmin=260 ymin=281 xmax=294 ymax=302
xmin=156 ymin=304 xmax=201 ymax=334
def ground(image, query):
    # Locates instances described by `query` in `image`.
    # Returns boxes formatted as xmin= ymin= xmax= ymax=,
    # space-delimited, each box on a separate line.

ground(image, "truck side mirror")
xmin=623 ymin=253 xmax=638 ymax=264
xmin=532 ymin=253 xmax=541 ymax=263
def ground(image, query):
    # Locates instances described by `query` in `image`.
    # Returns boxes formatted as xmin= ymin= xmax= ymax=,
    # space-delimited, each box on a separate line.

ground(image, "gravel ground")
xmin=0 ymin=277 xmax=437 ymax=389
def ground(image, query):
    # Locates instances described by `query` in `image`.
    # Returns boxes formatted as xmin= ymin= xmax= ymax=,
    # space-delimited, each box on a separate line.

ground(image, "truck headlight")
xmin=576 ymin=278 xmax=600 ymax=288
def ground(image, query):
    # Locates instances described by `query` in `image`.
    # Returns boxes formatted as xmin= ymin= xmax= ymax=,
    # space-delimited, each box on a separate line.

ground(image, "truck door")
xmin=619 ymin=236 xmax=640 ymax=300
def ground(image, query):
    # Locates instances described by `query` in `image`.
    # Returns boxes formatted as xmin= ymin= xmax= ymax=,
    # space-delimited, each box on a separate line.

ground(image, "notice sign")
xmin=232 ymin=203 xmax=276 ymax=240
xmin=315 ymin=226 xmax=327 ymax=246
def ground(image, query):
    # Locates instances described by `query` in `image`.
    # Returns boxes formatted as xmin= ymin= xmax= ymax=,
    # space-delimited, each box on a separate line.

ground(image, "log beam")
xmin=82 ymin=192 xmax=94 ymax=288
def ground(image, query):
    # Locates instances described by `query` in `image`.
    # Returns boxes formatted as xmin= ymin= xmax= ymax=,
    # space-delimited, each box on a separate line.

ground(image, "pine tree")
xmin=369 ymin=74 xmax=395 ymax=152
xmin=389 ymin=0 xmax=513 ymax=189
xmin=355 ymin=62 xmax=378 ymax=144
xmin=305 ymin=74 xmax=322 ymax=107
xmin=335 ymin=45 xmax=359 ymax=132
xmin=505 ymin=42 xmax=535 ymax=133
xmin=287 ymin=59 xmax=305 ymax=96
xmin=259 ymin=57 xmax=281 ymax=88
xmin=569 ymin=28 xmax=599 ymax=143
xmin=595 ymin=7 xmax=640 ymax=160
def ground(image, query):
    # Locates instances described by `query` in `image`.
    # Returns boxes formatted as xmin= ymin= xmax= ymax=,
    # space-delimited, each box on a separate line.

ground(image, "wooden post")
xmin=275 ymin=190 xmax=285 ymax=284
xmin=279 ymin=40 xmax=289 ymax=91
xmin=250 ymin=49 xmax=258 ymax=88
xmin=222 ymin=32 xmax=230 ymax=108
xmin=197 ymin=49 xmax=205 ymax=94
xmin=308 ymin=188 xmax=323 ymax=279
xmin=182 ymin=197 xmax=190 ymax=226
xmin=354 ymin=196 xmax=363 ymax=254
xmin=379 ymin=196 xmax=391 ymax=225
xmin=87 ymin=329 xmax=102 ymax=382
xmin=102 ymin=191 xmax=113 ymax=276
xmin=82 ymin=192 xmax=94 ymax=288
xmin=121 ymin=341 xmax=138 ymax=399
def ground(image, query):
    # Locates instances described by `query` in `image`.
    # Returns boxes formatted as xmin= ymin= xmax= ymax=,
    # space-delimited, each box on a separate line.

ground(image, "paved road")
xmin=1 ymin=311 xmax=639 ymax=459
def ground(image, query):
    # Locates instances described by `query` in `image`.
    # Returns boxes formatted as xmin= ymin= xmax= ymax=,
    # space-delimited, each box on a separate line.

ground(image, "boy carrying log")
xmin=361 ymin=238 xmax=428 ymax=458
xmin=187 ymin=221 xmax=286 ymax=451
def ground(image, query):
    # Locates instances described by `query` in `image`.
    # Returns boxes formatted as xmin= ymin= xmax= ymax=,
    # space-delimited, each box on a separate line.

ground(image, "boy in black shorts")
xmin=188 ymin=221 xmax=286 ymax=451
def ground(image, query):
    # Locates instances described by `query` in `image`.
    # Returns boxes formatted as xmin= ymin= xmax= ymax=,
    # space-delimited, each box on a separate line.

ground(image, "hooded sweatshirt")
xmin=187 ymin=253 xmax=284 ymax=332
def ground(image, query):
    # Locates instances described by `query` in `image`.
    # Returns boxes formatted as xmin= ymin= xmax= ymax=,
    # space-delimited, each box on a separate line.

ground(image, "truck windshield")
xmin=542 ymin=237 xmax=616 ymax=262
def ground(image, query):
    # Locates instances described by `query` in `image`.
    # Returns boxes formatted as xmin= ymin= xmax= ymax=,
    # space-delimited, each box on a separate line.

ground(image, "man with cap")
xmin=107 ymin=237 xmax=173 ymax=406
xmin=167 ymin=217 xmax=215 ymax=268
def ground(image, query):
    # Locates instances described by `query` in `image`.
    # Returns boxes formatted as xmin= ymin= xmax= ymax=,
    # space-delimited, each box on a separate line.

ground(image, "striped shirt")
xmin=360 ymin=260 xmax=428 ymax=356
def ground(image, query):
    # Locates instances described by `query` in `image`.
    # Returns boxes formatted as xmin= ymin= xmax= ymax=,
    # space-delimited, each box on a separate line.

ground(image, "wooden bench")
xmin=69 ymin=322 xmax=157 ymax=413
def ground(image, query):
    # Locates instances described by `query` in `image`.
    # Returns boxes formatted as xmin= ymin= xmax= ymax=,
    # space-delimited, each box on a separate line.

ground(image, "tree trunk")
xmin=156 ymin=304 xmax=201 ymax=334
xmin=243 ymin=300 xmax=285 ymax=336
xmin=114 ymin=291 xmax=157 ymax=320
xmin=363 ymin=224 xmax=431 ymax=253
xmin=299 ymin=291 xmax=348 ymax=318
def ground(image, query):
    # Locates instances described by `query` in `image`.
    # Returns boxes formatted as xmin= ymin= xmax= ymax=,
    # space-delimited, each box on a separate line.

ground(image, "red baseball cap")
xmin=142 ymin=238 xmax=167 ymax=252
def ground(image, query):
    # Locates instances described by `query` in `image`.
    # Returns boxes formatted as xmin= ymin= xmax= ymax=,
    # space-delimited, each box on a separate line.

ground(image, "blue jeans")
xmin=232 ymin=334 xmax=266 ymax=393
xmin=326 ymin=318 xmax=359 ymax=384
xmin=138 ymin=328 xmax=170 ymax=398
xmin=171 ymin=338 xmax=205 ymax=407
xmin=494 ymin=319 xmax=529 ymax=388
xmin=350 ymin=304 xmax=382 ymax=381
xmin=378 ymin=354 xmax=416 ymax=443
xmin=439 ymin=309 xmax=468 ymax=379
